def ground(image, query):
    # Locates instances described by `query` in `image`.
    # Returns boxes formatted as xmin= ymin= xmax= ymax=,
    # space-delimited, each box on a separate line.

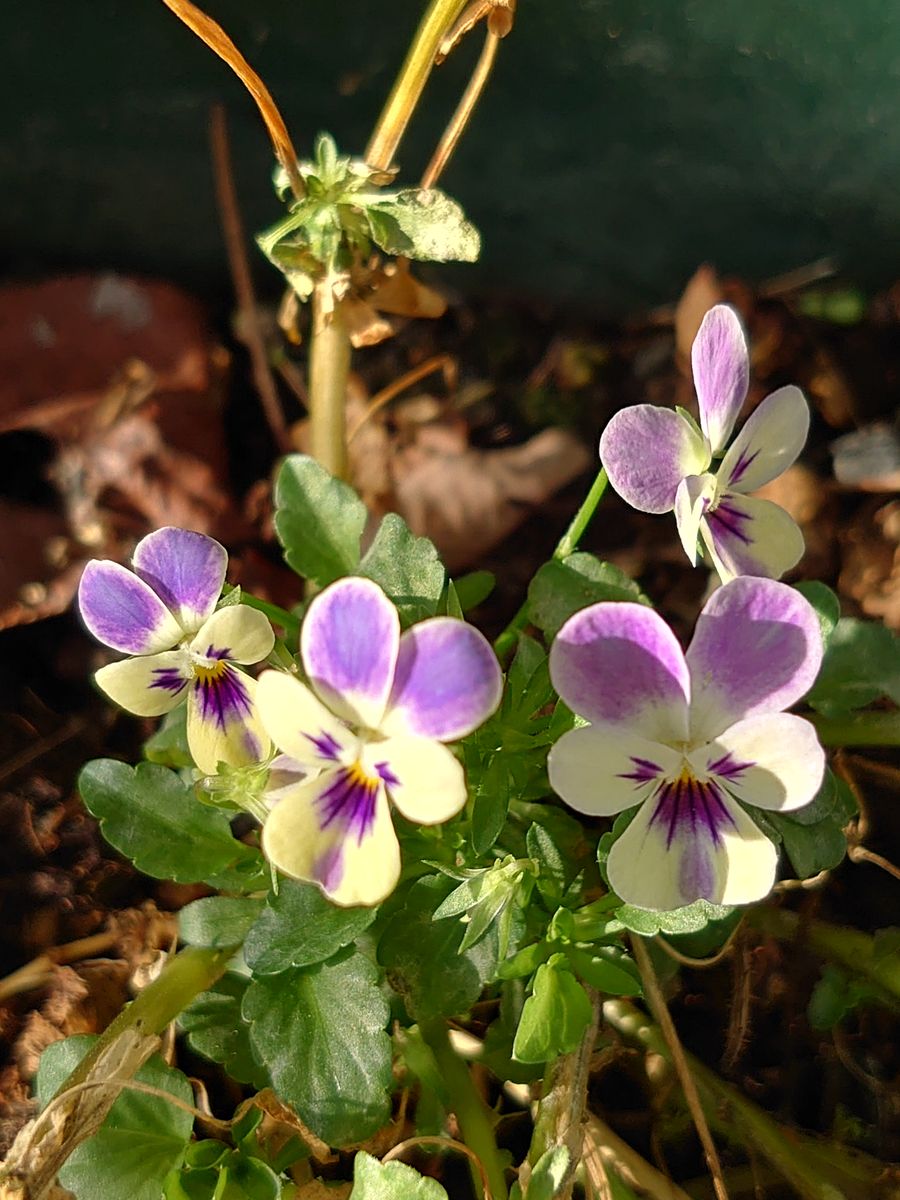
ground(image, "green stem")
xmin=54 ymin=945 xmax=237 ymax=1100
xmin=747 ymin=907 xmax=900 ymax=1008
xmin=493 ymin=466 xmax=609 ymax=662
xmin=308 ymin=283 xmax=351 ymax=479
xmin=418 ymin=1017 xmax=508 ymax=1200
xmin=603 ymin=997 xmax=889 ymax=1200
xmin=522 ymin=989 xmax=601 ymax=1200
xmin=365 ymin=0 xmax=471 ymax=170
xmin=806 ymin=710 xmax=900 ymax=747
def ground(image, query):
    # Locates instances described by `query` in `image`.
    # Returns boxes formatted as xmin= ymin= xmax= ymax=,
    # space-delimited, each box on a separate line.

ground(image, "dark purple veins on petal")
xmin=706 ymin=751 xmax=750 ymax=780
xmin=151 ymin=667 xmax=188 ymax=695
xmin=374 ymin=760 xmax=400 ymax=788
xmin=316 ymin=765 xmax=379 ymax=845
xmin=706 ymin=499 xmax=753 ymax=545
xmin=309 ymin=729 xmax=343 ymax=761
xmin=194 ymin=664 xmax=253 ymax=730
xmin=727 ymin=447 xmax=761 ymax=487
xmin=649 ymin=771 xmax=736 ymax=848
xmin=619 ymin=755 xmax=662 ymax=785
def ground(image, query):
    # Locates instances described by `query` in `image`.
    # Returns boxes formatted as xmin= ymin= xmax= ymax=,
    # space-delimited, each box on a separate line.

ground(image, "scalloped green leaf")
xmin=359 ymin=513 xmax=445 ymax=626
xmin=243 ymin=878 xmax=376 ymax=975
xmin=78 ymin=759 xmax=256 ymax=885
xmin=366 ymin=188 xmax=480 ymax=262
xmin=274 ymin=454 xmax=366 ymax=586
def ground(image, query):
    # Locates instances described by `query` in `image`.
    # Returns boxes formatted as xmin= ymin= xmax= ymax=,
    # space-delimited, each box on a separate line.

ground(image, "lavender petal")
xmin=133 ymin=526 xmax=227 ymax=633
xmin=691 ymin=305 xmax=750 ymax=453
xmin=78 ymin=560 xmax=183 ymax=654
xmin=600 ymin=405 xmax=710 ymax=514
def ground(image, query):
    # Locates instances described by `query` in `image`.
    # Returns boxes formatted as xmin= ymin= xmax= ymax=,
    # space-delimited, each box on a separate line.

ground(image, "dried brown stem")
xmin=421 ymin=31 xmax=500 ymax=188
xmin=209 ymin=104 xmax=291 ymax=452
xmin=347 ymin=353 xmax=456 ymax=443
xmin=630 ymin=936 xmax=730 ymax=1200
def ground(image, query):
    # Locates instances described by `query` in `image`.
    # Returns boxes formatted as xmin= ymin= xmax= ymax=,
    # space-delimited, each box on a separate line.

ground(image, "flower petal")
xmin=691 ymin=304 xmax=749 ymax=453
xmin=549 ymin=602 xmax=690 ymax=743
xmin=301 ymin=577 xmax=400 ymax=729
xmin=186 ymin=667 xmax=269 ymax=773
xmin=548 ymin=724 xmax=682 ymax=816
xmin=700 ymin=491 xmax=805 ymax=582
xmin=191 ymin=605 xmax=275 ymax=664
xmin=78 ymin=560 xmax=183 ymax=654
xmin=674 ymin=473 xmax=716 ymax=566
xmin=263 ymin=754 xmax=317 ymax=810
xmin=380 ymin=619 xmax=502 ymax=741
xmin=366 ymin=735 xmax=467 ymax=824
xmin=717 ymin=386 xmax=809 ymax=493
xmin=698 ymin=712 xmax=825 ymax=813
xmin=687 ymin=576 xmax=824 ymax=741
xmin=607 ymin=789 xmax=777 ymax=910
xmin=600 ymin=405 xmax=711 ymax=513
xmin=256 ymin=670 xmax=357 ymax=768
xmin=261 ymin=772 xmax=400 ymax=906
xmin=132 ymin=526 xmax=227 ymax=633
xmin=94 ymin=650 xmax=191 ymax=716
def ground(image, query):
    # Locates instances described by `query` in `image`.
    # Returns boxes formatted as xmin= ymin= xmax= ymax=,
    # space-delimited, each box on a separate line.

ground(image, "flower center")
xmin=193 ymin=660 xmax=229 ymax=684
xmin=317 ymin=762 xmax=381 ymax=844
xmin=648 ymin=766 xmax=736 ymax=848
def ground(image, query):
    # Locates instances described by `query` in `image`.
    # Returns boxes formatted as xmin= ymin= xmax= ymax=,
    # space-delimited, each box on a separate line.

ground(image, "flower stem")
xmin=806 ymin=710 xmax=900 ymax=747
xmin=418 ymin=1017 xmax=508 ymax=1200
xmin=521 ymin=988 xmax=601 ymax=1200
xmin=493 ymin=466 xmax=609 ymax=662
xmin=308 ymin=283 xmax=351 ymax=479
xmin=53 ymin=945 xmax=237 ymax=1100
xmin=365 ymin=0 xmax=472 ymax=171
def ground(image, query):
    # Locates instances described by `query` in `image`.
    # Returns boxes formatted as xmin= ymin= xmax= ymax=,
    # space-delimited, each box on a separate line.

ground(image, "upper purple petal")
xmin=691 ymin=305 xmax=749 ymax=453
xmin=301 ymin=577 xmax=400 ymax=729
xmin=686 ymin=576 xmax=823 ymax=741
xmin=380 ymin=618 xmax=503 ymax=741
xmin=600 ymin=405 xmax=710 ymax=514
xmin=78 ymin=560 xmax=183 ymax=654
xmin=549 ymin=602 xmax=690 ymax=744
xmin=132 ymin=527 xmax=227 ymax=632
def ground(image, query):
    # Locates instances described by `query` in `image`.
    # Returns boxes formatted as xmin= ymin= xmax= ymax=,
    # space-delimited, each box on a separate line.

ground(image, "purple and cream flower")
xmin=599 ymin=304 xmax=809 ymax=581
xmin=547 ymin=577 xmax=825 ymax=911
xmin=78 ymin=527 xmax=274 ymax=774
xmin=256 ymin=576 xmax=503 ymax=907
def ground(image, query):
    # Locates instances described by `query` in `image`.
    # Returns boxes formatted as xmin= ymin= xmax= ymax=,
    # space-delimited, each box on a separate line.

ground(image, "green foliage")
xmin=36 ymin=1036 xmax=193 ymax=1200
xmin=524 ymin=1147 xmax=570 ymax=1200
xmin=78 ymin=760 xmax=260 ymax=886
xmin=243 ymin=878 xmax=377 ymax=975
xmin=613 ymin=900 xmax=735 ymax=937
xmin=512 ymin=954 xmax=593 ymax=1063
xmin=359 ymin=513 xmax=446 ymax=625
xmin=143 ymin=706 xmax=192 ymax=768
xmin=179 ymin=974 xmax=268 ymax=1087
xmin=274 ymin=455 xmax=365 ymax=586
xmin=349 ymin=1151 xmax=449 ymax=1200
xmin=452 ymin=570 xmax=496 ymax=611
xmin=365 ymin=188 xmax=480 ymax=262
xmin=807 ymin=964 xmax=883 ymax=1030
xmin=178 ymin=896 xmax=264 ymax=948
xmin=806 ymin=617 xmax=900 ymax=716
xmin=165 ymin=1141 xmax=282 ymax=1200
xmin=378 ymin=876 xmax=500 ymax=1021
xmin=793 ymin=581 xmax=840 ymax=646
xmin=527 ymin=553 xmax=649 ymax=641
xmin=756 ymin=769 xmax=857 ymax=879
xmin=244 ymin=951 xmax=392 ymax=1146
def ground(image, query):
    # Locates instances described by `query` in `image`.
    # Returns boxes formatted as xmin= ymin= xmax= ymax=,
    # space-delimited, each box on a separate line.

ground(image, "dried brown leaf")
xmin=674 ymin=265 xmax=724 ymax=366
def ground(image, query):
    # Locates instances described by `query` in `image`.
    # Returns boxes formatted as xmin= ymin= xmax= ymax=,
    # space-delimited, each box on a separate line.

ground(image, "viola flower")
xmin=547 ymin=577 xmax=825 ymax=911
xmin=78 ymin=527 xmax=274 ymax=774
xmin=599 ymin=304 xmax=809 ymax=581
xmin=256 ymin=576 xmax=503 ymax=907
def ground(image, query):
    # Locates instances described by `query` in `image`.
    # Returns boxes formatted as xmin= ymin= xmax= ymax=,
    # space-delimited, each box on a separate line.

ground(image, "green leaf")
xmin=470 ymin=753 xmax=511 ymax=855
xmin=244 ymin=951 xmax=392 ymax=1146
xmin=349 ymin=1150 xmax=449 ymax=1200
xmin=806 ymin=617 xmax=900 ymax=716
xmin=378 ymin=876 xmax=498 ymax=1020
xmin=807 ymin=965 xmax=880 ymax=1030
xmin=452 ymin=570 xmax=495 ymax=611
xmin=526 ymin=1147 xmax=570 ymax=1200
xmin=527 ymin=554 xmax=649 ymax=641
xmin=243 ymin=878 xmax=377 ymax=975
xmin=793 ymin=581 xmax=840 ymax=647
xmin=614 ymin=900 xmax=734 ymax=937
xmin=359 ymin=513 xmax=445 ymax=625
xmin=757 ymin=768 xmax=853 ymax=879
xmin=274 ymin=454 xmax=366 ymax=586
xmin=178 ymin=896 xmax=264 ymax=948
xmin=366 ymin=188 xmax=480 ymax=262
xmin=512 ymin=955 xmax=593 ymax=1063
xmin=564 ymin=945 xmax=641 ymax=995
xmin=36 ymin=1036 xmax=193 ymax=1200
xmin=179 ymin=974 xmax=268 ymax=1088
xmin=144 ymin=706 xmax=192 ymax=768
xmin=78 ymin=759 xmax=255 ymax=885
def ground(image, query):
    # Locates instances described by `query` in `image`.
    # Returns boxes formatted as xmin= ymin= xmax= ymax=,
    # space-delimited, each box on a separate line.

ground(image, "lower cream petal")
xmin=608 ymin=785 xmax=777 ymax=910
xmin=699 ymin=712 xmax=825 ymax=813
xmin=262 ymin=771 xmax=400 ymax=907
xmin=95 ymin=650 xmax=191 ymax=717
xmin=187 ymin=667 xmax=269 ymax=774
xmin=366 ymin=736 xmax=466 ymax=825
